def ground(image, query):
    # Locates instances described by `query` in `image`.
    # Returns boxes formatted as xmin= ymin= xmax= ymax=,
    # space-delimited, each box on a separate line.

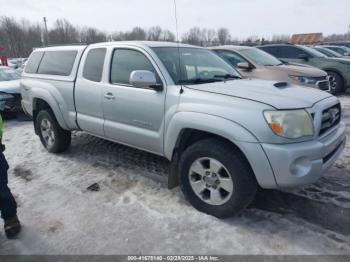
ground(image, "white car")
xmin=0 ymin=66 xmax=22 ymax=114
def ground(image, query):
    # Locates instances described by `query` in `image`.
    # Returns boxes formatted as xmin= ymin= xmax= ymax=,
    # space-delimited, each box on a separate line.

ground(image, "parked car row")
xmin=0 ymin=66 xmax=22 ymax=115
xmin=258 ymin=44 xmax=350 ymax=94
xmin=19 ymin=41 xmax=346 ymax=218
xmin=210 ymin=46 xmax=330 ymax=91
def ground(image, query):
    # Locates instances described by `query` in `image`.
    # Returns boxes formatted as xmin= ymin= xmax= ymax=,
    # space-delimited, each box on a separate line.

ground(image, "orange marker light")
xmin=269 ymin=123 xmax=282 ymax=135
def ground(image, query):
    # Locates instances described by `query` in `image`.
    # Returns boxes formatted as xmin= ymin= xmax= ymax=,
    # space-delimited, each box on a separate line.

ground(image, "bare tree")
xmin=200 ymin=29 xmax=217 ymax=46
xmin=270 ymin=34 xmax=290 ymax=44
xmin=80 ymin=27 xmax=107 ymax=43
xmin=160 ymin=30 xmax=175 ymax=42
xmin=217 ymin=27 xmax=230 ymax=45
xmin=126 ymin=27 xmax=147 ymax=40
xmin=0 ymin=17 xmax=24 ymax=57
xmin=148 ymin=26 xmax=162 ymax=41
xmin=112 ymin=31 xmax=127 ymax=41
xmin=0 ymin=16 xmax=42 ymax=57
xmin=182 ymin=27 xmax=203 ymax=45
xmin=49 ymin=19 xmax=79 ymax=44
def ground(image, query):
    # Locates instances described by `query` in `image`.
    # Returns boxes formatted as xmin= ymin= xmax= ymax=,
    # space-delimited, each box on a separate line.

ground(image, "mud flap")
xmin=168 ymin=150 xmax=179 ymax=189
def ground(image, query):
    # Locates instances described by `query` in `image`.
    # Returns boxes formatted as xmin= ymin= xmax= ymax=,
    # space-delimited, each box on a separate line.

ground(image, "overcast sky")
xmin=1 ymin=0 xmax=349 ymax=39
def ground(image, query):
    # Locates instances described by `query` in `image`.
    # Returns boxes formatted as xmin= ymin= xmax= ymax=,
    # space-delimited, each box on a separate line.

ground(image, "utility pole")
xmin=43 ymin=17 xmax=49 ymax=46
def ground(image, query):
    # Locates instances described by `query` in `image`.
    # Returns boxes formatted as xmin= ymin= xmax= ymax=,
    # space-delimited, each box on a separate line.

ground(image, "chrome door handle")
xmin=104 ymin=93 xmax=115 ymax=100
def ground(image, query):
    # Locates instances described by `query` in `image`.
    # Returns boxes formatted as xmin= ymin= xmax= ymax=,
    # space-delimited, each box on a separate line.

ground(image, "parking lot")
xmin=0 ymin=94 xmax=348 ymax=255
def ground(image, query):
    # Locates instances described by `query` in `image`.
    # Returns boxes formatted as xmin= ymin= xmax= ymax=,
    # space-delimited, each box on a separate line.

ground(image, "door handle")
xmin=104 ymin=92 xmax=115 ymax=100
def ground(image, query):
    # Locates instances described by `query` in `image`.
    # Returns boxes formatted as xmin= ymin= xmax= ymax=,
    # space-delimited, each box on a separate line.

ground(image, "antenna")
xmin=173 ymin=0 xmax=184 ymax=94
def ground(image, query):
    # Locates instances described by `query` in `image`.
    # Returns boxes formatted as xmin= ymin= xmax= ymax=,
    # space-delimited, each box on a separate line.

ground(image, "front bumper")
xmin=261 ymin=122 xmax=346 ymax=188
xmin=0 ymin=94 xmax=22 ymax=113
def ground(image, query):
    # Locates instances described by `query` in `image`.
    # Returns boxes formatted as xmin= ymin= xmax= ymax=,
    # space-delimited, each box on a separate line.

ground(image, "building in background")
xmin=289 ymin=33 xmax=323 ymax=45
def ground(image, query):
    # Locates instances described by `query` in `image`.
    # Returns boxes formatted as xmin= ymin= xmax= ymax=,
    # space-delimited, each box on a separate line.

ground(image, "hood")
xmin=186 ymin=79 xmax=332 ymax=109
xmin=281 ymin=61 xmax=314 ymax=68
xmin=0 ymin=80 xmax=20 ymax=94
xmin=272 ymin=64 xmax=327 ymax=77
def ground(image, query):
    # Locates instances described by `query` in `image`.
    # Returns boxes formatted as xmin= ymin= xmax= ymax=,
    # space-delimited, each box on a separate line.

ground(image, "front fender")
xmin=31 ymin=88 xmax=69 ymax=130
xmin=164 ymin=111 xmax=259 ymax=160
xmin=165 ymin=112 xmax=277 ymax=189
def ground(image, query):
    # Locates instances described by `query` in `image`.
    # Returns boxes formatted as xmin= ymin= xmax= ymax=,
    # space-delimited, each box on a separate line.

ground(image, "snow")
xmin=1 ymin=96 xmax=350 ymax=255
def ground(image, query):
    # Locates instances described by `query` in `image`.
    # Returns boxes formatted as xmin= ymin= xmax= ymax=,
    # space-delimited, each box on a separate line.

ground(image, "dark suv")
xmin=259 ymin=44 xmax=350 ymax=94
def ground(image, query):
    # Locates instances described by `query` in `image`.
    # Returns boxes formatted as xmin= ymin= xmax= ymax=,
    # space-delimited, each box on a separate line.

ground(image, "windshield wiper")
xmin=178 ymin=78 xmax=224 ymax=84
xmin=214 ymin=74 xmax=241 ymax=79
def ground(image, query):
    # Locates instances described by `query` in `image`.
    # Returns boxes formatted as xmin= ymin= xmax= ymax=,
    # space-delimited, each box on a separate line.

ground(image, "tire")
xmin=327 ymin=71 xmax=344 ymax=95
xmin=35 ymin=109 xmax=71 ymax=153
xmin=178 ymin=138 xmax=258 ymax=218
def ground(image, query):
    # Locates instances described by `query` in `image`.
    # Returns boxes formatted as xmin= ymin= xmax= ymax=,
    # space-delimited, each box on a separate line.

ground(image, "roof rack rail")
xmin=46 ymin=43 xmax=88 ymax=47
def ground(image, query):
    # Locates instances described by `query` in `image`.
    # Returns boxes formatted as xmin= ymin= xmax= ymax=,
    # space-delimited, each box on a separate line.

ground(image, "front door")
xmin=102 ymin=48 xmax=166 ymax=155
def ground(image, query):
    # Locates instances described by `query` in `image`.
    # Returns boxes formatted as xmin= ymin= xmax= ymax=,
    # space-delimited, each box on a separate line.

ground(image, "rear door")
xmin=75 ymin=47 xmax=107 ymax=136
xmin=279 ymin=46 xmax=311 ymax=65
xmin=101 ymin=47 xmax=166 ymax=155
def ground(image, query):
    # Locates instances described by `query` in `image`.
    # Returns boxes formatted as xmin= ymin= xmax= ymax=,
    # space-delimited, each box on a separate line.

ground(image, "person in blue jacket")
xmin=0 ymin=114 xmax=21 ymax=238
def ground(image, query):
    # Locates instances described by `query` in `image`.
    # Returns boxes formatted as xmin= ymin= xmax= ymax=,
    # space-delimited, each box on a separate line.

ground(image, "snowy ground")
xmin=0 ymin=96 xmax=350 ymax=255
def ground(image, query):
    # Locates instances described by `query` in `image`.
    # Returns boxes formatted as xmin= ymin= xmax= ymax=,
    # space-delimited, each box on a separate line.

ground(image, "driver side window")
xmin=110 ymin=49 xmax=160 ymax=86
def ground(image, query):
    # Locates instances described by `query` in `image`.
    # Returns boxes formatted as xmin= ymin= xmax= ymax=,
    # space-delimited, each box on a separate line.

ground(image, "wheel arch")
xmin=31 ymin=90 xmax=69 ymax=133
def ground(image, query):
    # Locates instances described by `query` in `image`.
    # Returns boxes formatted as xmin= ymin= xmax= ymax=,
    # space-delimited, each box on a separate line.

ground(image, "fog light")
xmin=290 ymin=157 xmax=312 ymax=177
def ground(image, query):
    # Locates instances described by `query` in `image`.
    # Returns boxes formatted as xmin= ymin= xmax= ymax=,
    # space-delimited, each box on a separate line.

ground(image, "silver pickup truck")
xmin=21 ymin=41 xmax=346 ymax=218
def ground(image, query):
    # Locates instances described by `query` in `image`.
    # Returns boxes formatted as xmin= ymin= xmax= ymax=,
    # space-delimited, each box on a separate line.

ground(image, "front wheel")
xmin=35 ymin=109 xmax=71 ymax=153
xmin=178 ymin=138 xmax=257 ymax=218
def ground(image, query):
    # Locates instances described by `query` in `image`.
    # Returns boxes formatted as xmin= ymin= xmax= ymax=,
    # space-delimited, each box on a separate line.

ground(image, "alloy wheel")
xmin=40 ymin=118 xmax=55 ymax=148
xmin=188 ymin=157 xmax=234 ymax=206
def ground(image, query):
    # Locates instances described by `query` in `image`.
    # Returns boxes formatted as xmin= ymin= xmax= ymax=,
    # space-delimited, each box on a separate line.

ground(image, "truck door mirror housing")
xmin=130 ymin=70 xmax=162 ymax=91
xmin=237 ymin=62 xmax=252 ymax=70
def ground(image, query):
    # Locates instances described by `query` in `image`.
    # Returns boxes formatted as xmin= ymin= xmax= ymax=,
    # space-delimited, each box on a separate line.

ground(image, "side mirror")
xmin=237 ymin=62 xmax=252 ymax=70
xmin=298 ymin=54 xmax=309 ymax=61
xmin=130 ymin=70 xmax=163 ymax=91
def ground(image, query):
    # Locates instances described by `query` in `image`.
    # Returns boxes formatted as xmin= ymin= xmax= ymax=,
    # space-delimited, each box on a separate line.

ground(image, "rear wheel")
xmin=35 ymin=109 xmax=71 ymax=153
xmin=178 ymin=138 xmax=257 ymax=218
xmin=328 ymin=71 xmax=344 ymax=95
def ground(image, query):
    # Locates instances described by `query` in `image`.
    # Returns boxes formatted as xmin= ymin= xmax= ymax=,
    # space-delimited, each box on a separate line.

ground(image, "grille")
xmin=319 ymin=103 xmax=341 ymax=136
xmin=323 ymin=141 xmax=343 ymax=163
xmin=317 ymin=80 xmax=330 ymax=91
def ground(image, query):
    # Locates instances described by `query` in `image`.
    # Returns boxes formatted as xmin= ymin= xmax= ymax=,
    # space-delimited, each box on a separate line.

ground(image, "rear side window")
xmin=38 ymin=51 xmax=78 ymax=76
xmin=25 ymin=52 xmax=44 ymax=73
xmin=110 ymin=49 xmax=158 ymax=85
xmin=260 ymin=46 xmax=280 ymax=57
xmin=83 ymin=48 xmax=106 ymax=82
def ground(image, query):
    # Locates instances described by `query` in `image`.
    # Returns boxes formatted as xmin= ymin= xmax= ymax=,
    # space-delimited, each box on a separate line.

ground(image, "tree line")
xmin=1 ymin=16 xmax=349 ymax=58
xmin=0 ymin=16 xmax=234 ymax=57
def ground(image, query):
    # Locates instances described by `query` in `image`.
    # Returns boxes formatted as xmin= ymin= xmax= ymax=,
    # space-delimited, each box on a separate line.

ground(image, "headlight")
xmin=264 ymin=110 xmax=314 ymax=139
xmin=0 ymin=93 xmax=14 ymax=101
xmin=289 ymin=75 xmax=317 ymax=85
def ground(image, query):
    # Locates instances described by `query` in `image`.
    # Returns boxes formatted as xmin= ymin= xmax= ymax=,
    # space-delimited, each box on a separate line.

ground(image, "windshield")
xmin=0 ymin=67 xmax=21 ymax=81
xmin=152 ymin=47 xmax=241 ymax=85
xmin=300 ymin=46 xmax=326 ymax=58
xmin=240 ymin=48 xmax=282 ymax=66
xmin=315 ymin=47 xmax=341 ymax=57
